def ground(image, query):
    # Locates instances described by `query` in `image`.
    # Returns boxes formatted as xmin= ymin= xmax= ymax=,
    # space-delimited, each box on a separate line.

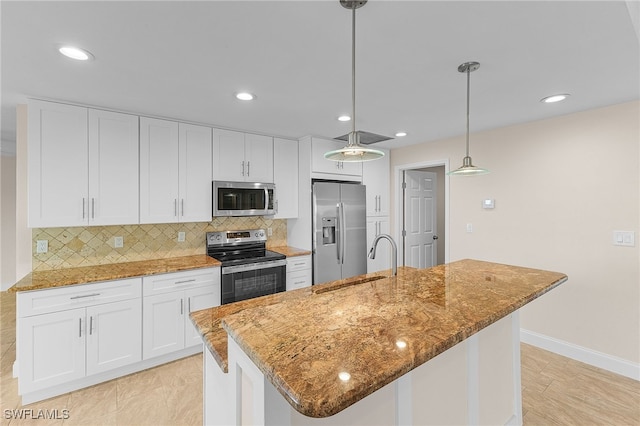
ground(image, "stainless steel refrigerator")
xmin=312 ymin=181 xmax=367 ymax=284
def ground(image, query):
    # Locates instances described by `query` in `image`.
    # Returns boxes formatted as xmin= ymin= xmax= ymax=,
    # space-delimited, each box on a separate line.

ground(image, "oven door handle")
xmin=221 ymin=259 xmax=287 ymax=275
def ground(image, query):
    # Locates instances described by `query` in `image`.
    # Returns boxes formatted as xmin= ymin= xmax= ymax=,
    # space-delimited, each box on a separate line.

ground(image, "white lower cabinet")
xmin=286 ymin=255 xmax=312 ymax=291
xmin=86 ymin=299 xmax=142 ymax=375
xmin=17 ymin=278 xmax=142 ymax=395
xmin=16 ymin=267 xmax=220 ymax=404
xmin=142 ymin=268 xmax=220 ymax=360
xmin=19 ymin=308 xmax=86 ymax=393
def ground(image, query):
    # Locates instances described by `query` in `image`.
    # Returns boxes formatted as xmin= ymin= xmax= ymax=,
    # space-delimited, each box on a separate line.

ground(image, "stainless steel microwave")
xmin=212 ymin=181 xmax=276 ymax=216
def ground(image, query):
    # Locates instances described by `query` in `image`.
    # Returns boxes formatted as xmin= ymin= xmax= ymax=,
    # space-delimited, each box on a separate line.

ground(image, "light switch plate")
xmin=613 ymin=231 xmax=635 ymax=247
xmin=483 ymin=199 xmax=495 ymax=209
xmin=178 ymin=232 xmax=186 ymax=242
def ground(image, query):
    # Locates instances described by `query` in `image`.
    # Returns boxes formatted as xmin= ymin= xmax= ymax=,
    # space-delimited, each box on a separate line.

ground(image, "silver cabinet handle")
xmin=89 ymin=316 xmax=94 ymax=335
xmin=188 ymin=297 xmax=191 ymax=313
xmin=294 ymin=280 xmax=305 ymax=285
xmin=91 ymin=198 xmax=95 ymax=219
xmin=242 ymin=161 xmax=245 ymax=176
xmin=174 ymin=199 xmax=178 ymax=217
xmin=175 ymin=279 xmax=196 ymax=285
xmin=247 ymin=161 xmax=250 ymax=176
xmin=82 ymin=198 xmax=86 ymax=219
xmin=79 ymin=318 xmax=82 ymax=338
xmin=70 ymin=293 xmax=101 ymax=300
xmin=180 ymin=299 xmax=184 ymax=315
xmin=181 ymin=199 xmax=184 ymax=217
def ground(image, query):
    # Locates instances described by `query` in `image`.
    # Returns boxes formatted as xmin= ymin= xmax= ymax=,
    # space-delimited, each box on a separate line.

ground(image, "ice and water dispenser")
xmin=321 ymin=217 xmax=336 ymax=245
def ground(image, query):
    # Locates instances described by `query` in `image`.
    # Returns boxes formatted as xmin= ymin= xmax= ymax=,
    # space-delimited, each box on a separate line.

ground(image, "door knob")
xmin=433 ymin=235 xmax=439 ymax=240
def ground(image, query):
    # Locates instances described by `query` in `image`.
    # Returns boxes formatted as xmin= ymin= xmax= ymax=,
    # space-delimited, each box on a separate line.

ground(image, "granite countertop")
xmin=268 ymin=246 xmax=312 ymax=257
xmin=191 ymin=259 xmax=567 ymax=418
xmin=10 ymin=255 xmax=221 ymax=292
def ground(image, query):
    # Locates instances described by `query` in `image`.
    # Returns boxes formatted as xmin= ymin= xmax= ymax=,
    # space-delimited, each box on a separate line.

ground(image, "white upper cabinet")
xmin=28 ymin=100 xmax=139 ymax=228
xmin=362 ymin=148 xmax=390 ymax=217
xmin=140 ymin=118 xmax=212 ymax=224
xmin=273 ymin=138 xmax=298 ymax=219
xmin=28 ymin=100 xmax=88 ymax=227
xmin=213 ymin=129 xmax=274 ymax=183
xmin=179 ymin=123 xmax=213 ymax=222
xmin=88 ymin=109 xmax=139 ymax=225
xmin=140 ymin=117 xmax=180 ymax=224
xmin=311 ymin=138 xmax=362 ymax=177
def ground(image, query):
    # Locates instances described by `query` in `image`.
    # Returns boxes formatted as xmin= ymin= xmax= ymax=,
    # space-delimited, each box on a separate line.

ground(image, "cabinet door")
xmin=143 ymin=291 xmax=185 ymax=359
xmin=88 ymin=109 xmax=139 ymax=225
xmin=179 ymin=123 xmax=212 ymax=222
xmin=245 ymin=133 xmax=274 ymax=183
xmin=86 ymin=299 xmax=142 ymax=376
xmin=362 ymin=148 xmax=390 ymax=217
xmin=28 ymin=100 xmax=88 ymax=227
xmin=366 ymin=217 xmax=391 ymax=273
xmin=140 ymin=117 xmax=180 ymax=224
xmin=184 ymin=285 xmax=219 ymax=347
xmin=273 ymin=138 xmax=298 ymax=218
xmin=213 ymin=129 xmax=245 ymax=181
xmin=19 ymin=308 xmax=86 ymax=394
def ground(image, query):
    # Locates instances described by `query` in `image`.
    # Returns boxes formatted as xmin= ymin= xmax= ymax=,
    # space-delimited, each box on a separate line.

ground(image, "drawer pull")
xmin=294 ymin=280 xmax=305 ymax=285
xmin=79 ymin=318 xmax=82 ymax=338
xmin=89 ymin=316 xmax=94 ymax=335
xmin=70 ymin=293 xmax=101 ymax=300
xmin=175 ymin=279 xmax=196 ymax=285
xmin=294 ymin=262 xmax=305 ymax=266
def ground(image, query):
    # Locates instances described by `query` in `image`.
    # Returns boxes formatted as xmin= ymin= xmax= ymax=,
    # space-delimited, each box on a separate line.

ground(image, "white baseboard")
xmin=520 ymin=329 xmax=640 ymax=381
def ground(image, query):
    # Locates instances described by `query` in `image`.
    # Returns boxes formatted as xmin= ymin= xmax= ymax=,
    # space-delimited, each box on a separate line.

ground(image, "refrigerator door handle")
xmin=339 ymin=202 xmax=346 ymax=264
xmin=336 ymin=204 xmax=341 ymax=263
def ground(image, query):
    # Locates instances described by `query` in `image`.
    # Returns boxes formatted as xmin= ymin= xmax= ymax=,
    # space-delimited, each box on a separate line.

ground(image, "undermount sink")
xmin=313 ymin=275 xmax=386 ymax=294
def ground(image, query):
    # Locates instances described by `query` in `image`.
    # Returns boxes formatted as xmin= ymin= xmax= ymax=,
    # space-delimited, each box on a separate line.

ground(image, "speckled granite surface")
xmin=269 ymin=246 xmax=311 ymax=257
xmin=191 ymin=259 xmax=567 ymax=418
xmin=10 ymin=255 xmax=221 ymax=292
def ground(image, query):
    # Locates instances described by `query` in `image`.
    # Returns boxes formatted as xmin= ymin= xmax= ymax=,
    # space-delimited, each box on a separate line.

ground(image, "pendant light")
xmin=448 ymin=61 xmax=489 ymax=176
xmin=324 ymin=0 xmax=385 ymax=162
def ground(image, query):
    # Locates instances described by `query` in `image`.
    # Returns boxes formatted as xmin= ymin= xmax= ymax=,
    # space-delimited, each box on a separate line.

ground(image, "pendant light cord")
xmin=351 ymin=4 xmax=357 ymax=138
xmin=465 ymin=67 xmax=470 ymax=157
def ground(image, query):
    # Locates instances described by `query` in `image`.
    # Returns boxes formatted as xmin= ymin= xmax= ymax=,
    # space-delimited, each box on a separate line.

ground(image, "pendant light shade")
xmin=448 ymin=61 xmax=489 ymax=176
xmin=325 ymin=0 xmax=385 ymax=162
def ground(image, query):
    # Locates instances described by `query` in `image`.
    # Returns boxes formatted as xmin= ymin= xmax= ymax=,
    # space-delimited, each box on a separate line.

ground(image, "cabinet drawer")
xmin=286 ymin=256 xmax=311 ymax=273
xmin=142 ymin=268 xmax=218 ymax=296
xmin=287 ymin=269 xmax=311 ymax=291
xmin=18 ymin=278 xmax=142 ymax=318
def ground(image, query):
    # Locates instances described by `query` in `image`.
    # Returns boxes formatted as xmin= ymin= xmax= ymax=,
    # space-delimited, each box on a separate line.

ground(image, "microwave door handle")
xmin=264 ymin=188 xmax=269 ymax=213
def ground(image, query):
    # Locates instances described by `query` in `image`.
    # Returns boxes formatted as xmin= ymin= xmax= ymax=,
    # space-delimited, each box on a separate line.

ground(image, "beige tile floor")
xmin=2 ymin=290 xmax=639 ymax=425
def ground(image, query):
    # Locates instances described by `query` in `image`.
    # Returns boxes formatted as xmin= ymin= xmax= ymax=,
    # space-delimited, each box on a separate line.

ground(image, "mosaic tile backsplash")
xmin=32 ymin=217 xmax=288 ymax=271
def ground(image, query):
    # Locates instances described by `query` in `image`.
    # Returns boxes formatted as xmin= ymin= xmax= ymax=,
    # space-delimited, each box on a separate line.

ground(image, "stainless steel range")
xmin=206 ymin=229 xmax=286 ymax=305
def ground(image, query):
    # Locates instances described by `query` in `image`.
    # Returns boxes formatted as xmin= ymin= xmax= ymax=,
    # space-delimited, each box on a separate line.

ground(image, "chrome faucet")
xmin=368 ymin=234 xmax=398 ymax=276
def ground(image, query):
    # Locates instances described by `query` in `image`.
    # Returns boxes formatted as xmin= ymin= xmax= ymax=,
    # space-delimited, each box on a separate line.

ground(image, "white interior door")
xmin=403 ymin=170 xmax=437 ymax=268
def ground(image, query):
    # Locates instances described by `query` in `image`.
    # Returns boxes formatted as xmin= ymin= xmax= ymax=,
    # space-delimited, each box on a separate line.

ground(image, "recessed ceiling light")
xmin=540 ymin=94 xmax=570 ymax=103
xmin=58 ymin=46 xmax=93 ymax=61
xmin=235 ymin=92 xmax=255 ymax=101
xmin=338 ymin=115 xmax=351 ymax=122
xmin=395 ymin=132 xmax=407 ymax=137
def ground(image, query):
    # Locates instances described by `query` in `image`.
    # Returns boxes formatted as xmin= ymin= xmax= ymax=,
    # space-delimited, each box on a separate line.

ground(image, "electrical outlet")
xmin=114 ymin=236 xmax=124 ymax=248
xmin=267 ymin=228 xmax=273 ymax=237
xmin=466 ymin=223 xmax=473 ymax=233
xmin=36 ymin=240 xmax=48 ymax=254
xmin=178 ymin=231 xmax=186 ymax=242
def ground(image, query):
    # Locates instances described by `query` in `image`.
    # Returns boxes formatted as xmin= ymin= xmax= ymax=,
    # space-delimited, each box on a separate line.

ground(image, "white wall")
xmin=1 ymin=153 xmax=17 ymax=290
xmin=390 ymin=101 xmax=639 ymax=367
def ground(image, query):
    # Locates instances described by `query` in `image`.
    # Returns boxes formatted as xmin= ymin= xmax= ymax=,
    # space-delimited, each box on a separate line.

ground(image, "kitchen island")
xmin=191 ymin=259 xmax=567 ymax=425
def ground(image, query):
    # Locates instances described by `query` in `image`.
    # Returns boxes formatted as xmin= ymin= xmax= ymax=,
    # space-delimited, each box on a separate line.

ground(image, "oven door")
xmin=221 ymin=259 xmax=286 ymax=304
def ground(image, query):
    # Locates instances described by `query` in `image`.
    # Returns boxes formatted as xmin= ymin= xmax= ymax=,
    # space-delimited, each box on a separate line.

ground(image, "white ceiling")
xmin=2 ymin=1 xmax=639 ymax=155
